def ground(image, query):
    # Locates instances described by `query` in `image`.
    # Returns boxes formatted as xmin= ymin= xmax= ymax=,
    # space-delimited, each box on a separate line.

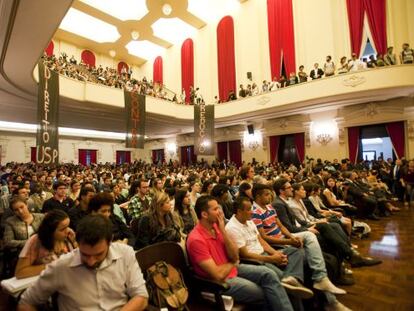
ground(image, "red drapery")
xmin=267 ymin=0 xmax=296 ymax=80
xmin=228 ymin=140 xmax=242 ymax=168
xmin=44 ymin=41 xmax=54 ymax=56
xmin=364 ymin=0 xmax=387 ymax=55
xmin=116 ymin=151 xmax=131 ymax=164
xmin=346 ymin=0 xmax=387 ymax=56
xmin=386 ymin=121 xmax=405 ymax=159
xmin=217 ymin=16 xmax=236 ymax=102
xmin=217 ymin=142 xmax=228 ymax=162
xmin=152 ymin=150 xmax=157 ymax=164
xmin=81 ymin=50 xmax=96 ymax=67
xmin=347 ymin=126 xmax=360 ymax=164
xmin=293 ymin=133 xmax=305 ymax=164
xmin=153 ymin=56 xmax=163 ymax=84
xmin=346 ymin=0 xmax=365 ymax=56
xmin=180 ymin=146 xmax=188 ymax=166
xmin=78 ymin=149 xmax=87 ymax=166
xmin=30 ymin=147 xmax=36 ymax=162
xmin=181 ymin=39 xmax=194 ymax=104
xmin=269 ymin=135 xmax=280 ymax=163
xmin=90 ymin=150 xmax=97 ymax=165
xmin=180 ymin=146 xmax=196 ymax=166
xmin=117 ymin=61 xmax=129 ymax=74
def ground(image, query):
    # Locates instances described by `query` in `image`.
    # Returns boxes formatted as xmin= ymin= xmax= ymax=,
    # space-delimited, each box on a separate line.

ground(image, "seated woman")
xmin=174 ymin=189 xmax=198 ymax=234
xmin=15 ymin=209 xmax=77 ymax=279
xmin=87 ymin=192 xmax=135 ymax=247
xmin=305 ymin=183 xmax=352 ymax=236
xmin=135 ymin=192 xmax=183 ymax=249
xmin=4 ymin=198 xmax=44 ymax=250
xmin=322 ymin=177 xmax=357 ymax=215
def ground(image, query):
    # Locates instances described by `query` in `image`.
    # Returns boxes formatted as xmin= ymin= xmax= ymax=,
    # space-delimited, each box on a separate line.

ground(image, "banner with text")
xmin=125 ymin=91 xmax=145 ymax=148
xmin=194 ymin=103 xmax=214 ymax=155
xmin=36 ymin=61 xmax=59 ymax=164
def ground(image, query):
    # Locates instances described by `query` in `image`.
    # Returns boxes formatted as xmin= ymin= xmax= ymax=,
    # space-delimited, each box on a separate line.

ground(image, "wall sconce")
xmin=316 ymin=133 xmax=332 ymax=145
xmin=244 ymin=131 xmax=261 ymax=151
xmin=166 ymin=142 xmax=176 ymax=156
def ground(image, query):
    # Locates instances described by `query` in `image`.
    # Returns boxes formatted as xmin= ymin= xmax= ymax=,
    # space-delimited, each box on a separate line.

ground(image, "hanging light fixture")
xmin=162 ymin=3 xmax=172 ymax=16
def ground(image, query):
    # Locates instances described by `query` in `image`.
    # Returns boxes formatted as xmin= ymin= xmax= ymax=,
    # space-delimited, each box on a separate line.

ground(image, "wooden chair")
xmin=135 ymin=241 xmax=252 ymax=311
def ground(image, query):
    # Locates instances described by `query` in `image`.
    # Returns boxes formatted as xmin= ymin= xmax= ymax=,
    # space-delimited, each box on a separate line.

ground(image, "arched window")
xmin=118 ymin=61 xmax=129 ymax=74
xmin=81 ymin=50 xmax=96 ymax=67
xmin=217 ymin=16 xmax=236 ymax=102
xmin=153 ymin=56 xmax=163 ymax=84
xmin=181 ymin=38 xmax=194 ymax=104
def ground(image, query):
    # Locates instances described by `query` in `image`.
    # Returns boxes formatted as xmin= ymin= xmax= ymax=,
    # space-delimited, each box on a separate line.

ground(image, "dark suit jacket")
xmin=310 ymin=68 xmax=324 ymax=79
xmin=272 ymin=196 xmax=307 ymax=233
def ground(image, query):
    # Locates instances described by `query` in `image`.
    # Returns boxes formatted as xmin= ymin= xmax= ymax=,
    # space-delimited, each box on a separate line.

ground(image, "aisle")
xmin=338 ymin=205 xmax=414 ymax=311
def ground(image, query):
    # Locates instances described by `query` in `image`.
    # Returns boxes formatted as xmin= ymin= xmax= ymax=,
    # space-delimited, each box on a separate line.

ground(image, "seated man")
xmin=225 ymin=196 xmax=314 ymax=300
xmin=18 ymin=215 xmax=148 ymax=311
xmin=187 ymin=195 xmax=296 ymax=311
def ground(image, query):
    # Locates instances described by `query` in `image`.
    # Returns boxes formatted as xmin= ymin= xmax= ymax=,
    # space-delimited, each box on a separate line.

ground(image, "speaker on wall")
xmin=247 ymin=72 xmax=252 ymax=81
xmin=247 ymin=124 xmax=254 ymax=135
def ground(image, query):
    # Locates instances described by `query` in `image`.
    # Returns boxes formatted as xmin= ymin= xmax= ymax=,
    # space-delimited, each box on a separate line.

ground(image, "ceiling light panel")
xmin=152 ymin=18 xmax=197 ymax=45
xmin=59 ymin=8 xmax=121 ymax=43
xmin=125 ymin=40 xmax=165 ymax=61
xmin=80 ymin=0 xmax=148 ymax=21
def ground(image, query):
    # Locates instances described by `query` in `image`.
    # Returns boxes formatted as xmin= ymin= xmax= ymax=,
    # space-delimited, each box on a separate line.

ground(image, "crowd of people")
xmin=0 ymin=155 xmax=412 ymax=310
xmin=224 ymin=43 xmax=414 ymax=103
xmin=42 ymin=52 xmax=173 ymax=101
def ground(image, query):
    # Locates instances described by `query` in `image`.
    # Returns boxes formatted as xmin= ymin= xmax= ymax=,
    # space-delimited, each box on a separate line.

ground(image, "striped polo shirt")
xmin=251 ymin=202 xmax=283 ymax=239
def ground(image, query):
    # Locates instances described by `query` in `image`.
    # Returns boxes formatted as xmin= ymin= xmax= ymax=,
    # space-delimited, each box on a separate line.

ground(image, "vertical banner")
xmin=125 ymin=91 xmax=145 ymax=148
xmin=194 ymin=102 xmax=214 ymax=155
xmin=36 ymin=61 xmax=59 ymax=164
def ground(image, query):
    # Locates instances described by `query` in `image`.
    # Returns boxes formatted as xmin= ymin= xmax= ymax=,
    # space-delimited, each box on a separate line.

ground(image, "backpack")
xmin=146 ymin=261 xmax=189 ymax=310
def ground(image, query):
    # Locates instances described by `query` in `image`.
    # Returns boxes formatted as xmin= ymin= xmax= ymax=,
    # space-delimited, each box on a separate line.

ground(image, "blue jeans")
xmin=292 ymin=231 xmax=327 ymax=282
xmin=225 ymin=263 xmax=294 ymax=311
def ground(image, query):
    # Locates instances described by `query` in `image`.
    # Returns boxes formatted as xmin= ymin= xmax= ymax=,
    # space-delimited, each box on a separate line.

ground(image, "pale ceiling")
xmin=53 ymin=0 xmax=207 ymax=65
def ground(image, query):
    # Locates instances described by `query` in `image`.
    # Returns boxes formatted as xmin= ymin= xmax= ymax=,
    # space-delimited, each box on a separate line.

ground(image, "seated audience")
xmin=128 ymin=179 xmax=152 ymax=220
xmin=88 ymin=192 xmax=135 ymax=247
xmin=337 ymin=56 xmax=349 ymax=74
xmin=135 ymin=192 xmax=183 ymax=249
xmin=18 ymin=215 xmax=148 ymax=311
xmin=187 ymin=195 xmax=298 ymax=311
xmin=15 ymin=210 xmax=76 ymax=279
xmin=68 ymin=186 xmax=96 ymax=230
xmin=174 ymin=189 xmax=198 ymax=234
xmin=41 ymin=181 xmax=74 ymax=213
xmin=298 ymin=65 xmax=308 ymax=83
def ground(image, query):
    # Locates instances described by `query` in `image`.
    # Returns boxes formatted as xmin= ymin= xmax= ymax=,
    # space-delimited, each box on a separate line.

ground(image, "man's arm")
xmin=120 ymin=296 xmax=147 ymax=311
xmin=217 ymin=211 xmax=239 ymax=263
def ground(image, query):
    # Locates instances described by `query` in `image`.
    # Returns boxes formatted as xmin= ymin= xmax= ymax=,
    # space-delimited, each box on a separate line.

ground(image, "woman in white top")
xmin=189 ymin=180 xmax=201 ymax=207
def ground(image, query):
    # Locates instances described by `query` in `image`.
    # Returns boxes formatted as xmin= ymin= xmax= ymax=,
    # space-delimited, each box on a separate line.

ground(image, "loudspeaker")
xmin=247 ymin=124 xmax=254 ymax=135
xmin=247 ymin=72 xmax=252 ymax=80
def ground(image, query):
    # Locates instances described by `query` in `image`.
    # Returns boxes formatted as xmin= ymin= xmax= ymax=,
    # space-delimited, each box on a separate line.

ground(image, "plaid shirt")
xmin=128 ymin=195 xmax=152 ymax=219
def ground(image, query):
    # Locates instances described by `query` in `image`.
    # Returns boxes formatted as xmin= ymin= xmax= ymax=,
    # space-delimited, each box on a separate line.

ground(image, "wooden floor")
xmin=338 ymin=204 xmax=414 ymax=311
xmin=1 ymin=206 xmax=414 ymax=311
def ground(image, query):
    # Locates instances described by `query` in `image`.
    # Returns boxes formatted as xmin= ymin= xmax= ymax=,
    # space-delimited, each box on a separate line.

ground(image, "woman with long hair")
xmin=136 ymin=192 xmax=182 ymax=249
xmin=174 ymin=189 xmax=198 ymax=234
xmin=15 ymin=209 xmax=77 ymax=279
xmin=189 ymin=181 xmax=201 ymax=206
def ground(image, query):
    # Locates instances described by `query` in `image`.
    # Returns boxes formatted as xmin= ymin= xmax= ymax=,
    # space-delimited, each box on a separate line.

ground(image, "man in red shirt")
xmin=187 ymin=195 xmax=296 ymax=311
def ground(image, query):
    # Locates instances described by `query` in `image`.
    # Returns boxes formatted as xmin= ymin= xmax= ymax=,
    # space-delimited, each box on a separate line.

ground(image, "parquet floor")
xmin=338 ymin=205 xmax=414 ymax=311
xmin=1 ymin=206 xmax=413 ymax=311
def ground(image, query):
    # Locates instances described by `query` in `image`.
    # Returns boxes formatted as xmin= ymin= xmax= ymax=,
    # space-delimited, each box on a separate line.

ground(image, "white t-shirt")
xmin=225 ymin=216 xmax=264 ymax=254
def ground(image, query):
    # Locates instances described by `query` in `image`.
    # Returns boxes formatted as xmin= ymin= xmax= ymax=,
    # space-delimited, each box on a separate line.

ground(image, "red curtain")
xmin=181 ymin=39 xmax=194 ymax=104
xmin=116 ymin=151 xmax=122 ymax=164
xmin=125 ymin=151 xmax=131 ymax=163
xmin=346 ymin=0 xmax=387 ymax=56
xmin=81 ymin=50 xmax=96 ymax=67
xmin=269 ymin=135 xmax=280 ymax=163
xmin=348 ymin=126 xmax=360 ymax=164
xmin=267 ymin=0 xmax=296 ymax=80
xmin=117 ymin=61 xmax=129 ymax=74
xmin=294 ymin=133 xmax=305 ymax=164
xmin=44 ymin=41 xmax=54 ymax=56
xmin=346 ymin=0 xmax=365 ymax=56
xmin=180 ymin=146 xmax=188 ymax=166
xmin=78 ymin=149 xmax=87 ymax=166
xmin=228 ymin=140 xmax=242 ymax=168
xmin=364 ymin=0 xmax=387 ymax=55
xmin=217 ymin=16 xmax=236 ymax=102
xmin=152 ymin=150 xmax=157 ymax=164
xmin=30 ymin=147 xmax=36 ymax=162
xmin=217 ymin=142 xmax=228 ymax=162
xmin=386 ymin=121 xmax=405 ymax=159
xmin=90 ymin=150 xmax=97 ymax=164
xmin=153 ymin=56 xmax=163 ymax=84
